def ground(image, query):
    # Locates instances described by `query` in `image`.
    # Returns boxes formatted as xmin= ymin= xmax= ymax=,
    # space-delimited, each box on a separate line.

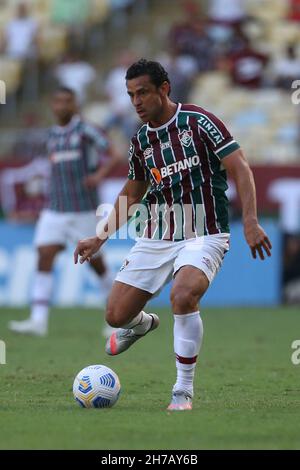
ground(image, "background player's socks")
xmin=122 ymin=311 xmax=153 ymax=335
xmin=8 ymin=271 xmax=53 ymax=336
xmin=30 ymin=271 xmax=53 ymax=326
xmin=173 ymin=311 xmax=203 ymax=397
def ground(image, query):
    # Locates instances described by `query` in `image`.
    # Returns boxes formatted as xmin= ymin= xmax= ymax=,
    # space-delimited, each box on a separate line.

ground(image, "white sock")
xmin=173 ymin=311 xmax=203 ymax=397
xmin=30 ymin=272 xmax=53 ymax=325
xmin=122 ymin=311 xmax=152 ymax=335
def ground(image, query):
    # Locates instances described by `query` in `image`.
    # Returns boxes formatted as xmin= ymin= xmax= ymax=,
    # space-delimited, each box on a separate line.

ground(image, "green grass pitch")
xmin=0 ymin=306 xmax=300 ymax=450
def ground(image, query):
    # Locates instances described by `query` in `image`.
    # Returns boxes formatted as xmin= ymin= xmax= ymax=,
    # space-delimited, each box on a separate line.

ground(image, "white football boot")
xmin=8 ymin=318 xmax=48 ymax=337
xmin=167 ymin=391 xmax=193 ymax=411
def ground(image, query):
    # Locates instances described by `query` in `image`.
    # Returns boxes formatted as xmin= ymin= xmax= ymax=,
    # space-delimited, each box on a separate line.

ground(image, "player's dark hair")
xmin=54 ymin=86 xmax=76 ymax=98
xmin=126 ymin=59 xmax=171 ymax=95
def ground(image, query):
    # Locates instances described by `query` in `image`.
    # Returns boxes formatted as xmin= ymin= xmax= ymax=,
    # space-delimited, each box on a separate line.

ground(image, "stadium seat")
xmin=90 ymin=0 xmax=111 ymax=24
xmin=269 ymin=21 xmax=300 ymax=45
xmin=39 ymin=25 xmax=68 ymax=62
xmin=31 ymin=0 xmax=52 ymax=26
xmin=246 ymin=0 xmax=289 ymax=22
xmin=83 ymin=102 xmax=111 ymax=126
xmin=0 ymin=56 xmax=22 ymax=95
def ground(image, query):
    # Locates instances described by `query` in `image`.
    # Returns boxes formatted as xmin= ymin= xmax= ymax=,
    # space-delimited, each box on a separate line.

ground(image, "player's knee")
xmin=171 ymin=287 xmax=198 ymax=313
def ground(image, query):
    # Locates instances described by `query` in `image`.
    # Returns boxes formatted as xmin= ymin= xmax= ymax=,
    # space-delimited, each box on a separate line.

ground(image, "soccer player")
xmin=9 ymin=87 xmax=119 ymax=337
xmin=74 ymin=60 xmax=272 ymax=411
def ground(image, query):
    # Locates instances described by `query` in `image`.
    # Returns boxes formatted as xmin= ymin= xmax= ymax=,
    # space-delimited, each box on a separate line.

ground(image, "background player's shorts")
xmin=34 ymin=209 xmax=98 ymax=248
xmin=115 ymin=234 xmax=230 ymax=295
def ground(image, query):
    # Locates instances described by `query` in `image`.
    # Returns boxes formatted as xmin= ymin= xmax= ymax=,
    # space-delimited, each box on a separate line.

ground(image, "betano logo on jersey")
xmin=150 ymin=168 xmax=162 ymax=184
xmin=50 ymin=150 xmax=81 ymax=163
xmin=150 ymin=155 xmax=200 ymax=184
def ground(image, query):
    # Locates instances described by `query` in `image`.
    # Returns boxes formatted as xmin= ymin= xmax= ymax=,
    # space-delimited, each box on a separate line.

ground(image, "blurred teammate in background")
xmin=74 ymin=60 xmax=272 ymax=411
xmin=9 ymin=87 xmax=119 ymax=337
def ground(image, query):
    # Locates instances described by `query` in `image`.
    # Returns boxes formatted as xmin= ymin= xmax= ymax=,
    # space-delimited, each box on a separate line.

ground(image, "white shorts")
xmin=115 ymin=234 xmax=230 ymax=295
xmin=34 ymin=209 xmax=98 ymax=247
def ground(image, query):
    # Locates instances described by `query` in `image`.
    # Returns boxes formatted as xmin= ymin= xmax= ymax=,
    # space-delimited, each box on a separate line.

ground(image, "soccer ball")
xmin=73 ymin=365 xmax=121 ymax=408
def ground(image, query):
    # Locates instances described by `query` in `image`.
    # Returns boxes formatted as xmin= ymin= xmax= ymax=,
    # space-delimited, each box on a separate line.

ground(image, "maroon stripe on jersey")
xmin=65 ymin=129 xmax=80 ymax=211
xmin=82 ymin=135 xmax=96 ymax=210
xmin=133 ymin=134 xmax=153 ymax=237
xmin=176 ymin=354 xmax=198 ymax=364
xmin=181 ymin=103 xmax=205 ymax=113
xmin=189 ymin=116 xmax=219 ymax=234
xmin=168 ymin=120 xmax=195 ymax=237
xmin=132 ymin=134 xmax=142 ymax=156
xmin=70 ymin=163 xmax=80 ymax=211
xmin=148 ymin=130 xmax=175 ymax=240
xmin=144 ymin=192 xmax=157 ymax=238
xmin=49 ymin=131 xmax=63 ymax=210
xmin=131 ymin=135 xmax=146 ymax=180
xmin=53 ymin=166 xmax=63 ymax=211
xmin=59 ymin=165 xmax=67 ymax=212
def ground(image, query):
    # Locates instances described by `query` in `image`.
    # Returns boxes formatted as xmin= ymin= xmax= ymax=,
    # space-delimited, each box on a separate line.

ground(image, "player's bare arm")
xmin=74 ymin=179 xmax=149 ymax=264
xmin=83 ymin=145 xmax=122 ymax=188
xmin=222 ymin=148 xmax=272 ymax=260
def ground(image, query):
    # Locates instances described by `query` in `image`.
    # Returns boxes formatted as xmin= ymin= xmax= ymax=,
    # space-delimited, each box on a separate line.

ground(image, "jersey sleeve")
xmin=82 ymin=123 xmax=109 ymax=153
xmin=197 ymin=110 xmax=240 ymax=159
xmin=127 ymin=139 xmax=149 ymax=181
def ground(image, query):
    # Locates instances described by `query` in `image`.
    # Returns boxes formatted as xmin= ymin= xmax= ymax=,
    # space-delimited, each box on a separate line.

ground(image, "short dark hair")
xmin=54 ymin=86 xmax=76 ymax=98
xmin=126 ymin=59 xmax=171 ymax=91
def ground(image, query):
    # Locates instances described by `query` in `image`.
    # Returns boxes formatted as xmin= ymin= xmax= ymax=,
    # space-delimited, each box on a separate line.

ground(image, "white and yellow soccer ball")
xmin=73 ymin=365 xmax=121 ymax=408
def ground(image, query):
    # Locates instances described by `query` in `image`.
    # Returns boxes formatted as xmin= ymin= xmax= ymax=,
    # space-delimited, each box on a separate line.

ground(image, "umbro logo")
xmin=144 ymin=147 xmax=153 ymax=159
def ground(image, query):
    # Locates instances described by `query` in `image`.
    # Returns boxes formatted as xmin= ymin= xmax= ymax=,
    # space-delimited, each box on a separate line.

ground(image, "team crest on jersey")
xmin=144 ymin=147 xmax=153 ymax=159
xmin=179 ymin=130 xmax=193 ymax=147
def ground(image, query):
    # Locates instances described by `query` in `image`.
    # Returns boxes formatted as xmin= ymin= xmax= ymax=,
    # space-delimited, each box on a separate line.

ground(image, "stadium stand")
xmin=0 ymin=0 xmax=300 ymax=301
xmin=0 ymin=0 xmax=299 ymax=161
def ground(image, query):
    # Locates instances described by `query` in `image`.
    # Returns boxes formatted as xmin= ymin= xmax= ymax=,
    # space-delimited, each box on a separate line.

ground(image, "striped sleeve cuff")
xmin=215 ymin=140 xmax=240 ymax=159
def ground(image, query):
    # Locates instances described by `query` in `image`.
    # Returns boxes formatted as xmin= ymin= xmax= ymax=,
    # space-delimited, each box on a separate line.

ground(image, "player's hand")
xmin=244 ymin=222 xmax=272 ymax=260
xmin=83 ymin=174 xmax=102 ymax=189
xmin=74 ymin=236 xmax=103 ymax=264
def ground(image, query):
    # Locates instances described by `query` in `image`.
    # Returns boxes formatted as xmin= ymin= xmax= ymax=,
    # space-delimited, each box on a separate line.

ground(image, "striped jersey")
xmin=128 ymin=103 xmax=240 ymax=241
xmin=47 ymin=115 xmax=109 ymax=212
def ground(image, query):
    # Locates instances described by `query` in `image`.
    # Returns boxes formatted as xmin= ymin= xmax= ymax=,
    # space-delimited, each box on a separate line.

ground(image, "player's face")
xmin=51 ymin=92 xmax=77 ymax=123
xmin=126 ymin=75 xmax=169 ymax=123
